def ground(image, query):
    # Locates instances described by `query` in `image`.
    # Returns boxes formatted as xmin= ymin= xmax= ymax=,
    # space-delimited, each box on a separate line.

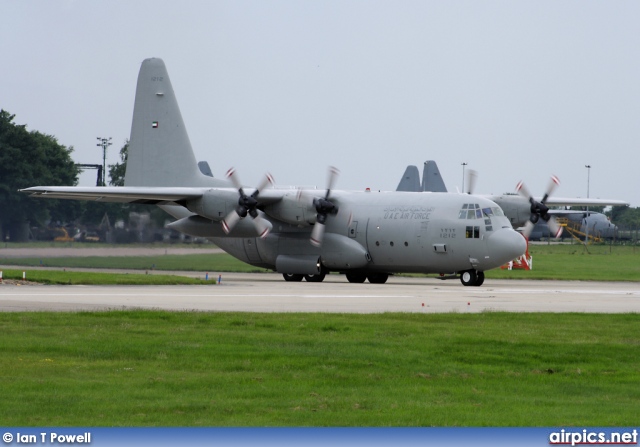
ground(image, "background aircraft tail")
xmin=396 ymin=165 xmax=421 ymax=191
xmin=125 ymin=58 xmax=224 ymax=187
xmin=396 ymin=161 xmax=448 ymax=192
xmin=422 ymin=160 xmax=447 ymax=192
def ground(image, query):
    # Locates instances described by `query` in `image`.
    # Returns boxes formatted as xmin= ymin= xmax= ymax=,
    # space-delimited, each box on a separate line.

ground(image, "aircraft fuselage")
xmin=212 ymin=191 xmax=525 ymax=276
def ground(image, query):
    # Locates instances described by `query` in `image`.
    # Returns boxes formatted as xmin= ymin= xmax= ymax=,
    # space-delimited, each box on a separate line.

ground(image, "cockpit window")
xmin=460 ymin=203 xmax=499 ymax=220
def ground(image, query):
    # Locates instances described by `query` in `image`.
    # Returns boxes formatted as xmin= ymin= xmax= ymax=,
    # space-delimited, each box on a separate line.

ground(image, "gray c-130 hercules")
xmin=21 ymin=58 xmax=526 ymax=286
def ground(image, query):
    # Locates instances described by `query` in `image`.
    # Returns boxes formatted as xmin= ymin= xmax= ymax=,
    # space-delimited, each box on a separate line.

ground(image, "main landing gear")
xmin=460 ymin=269 xmax=485 ymax=287
xmin=282 ymin=272 xmax=327 ymax=282
xmin=282 ymin=271 xmax=390 ymax=284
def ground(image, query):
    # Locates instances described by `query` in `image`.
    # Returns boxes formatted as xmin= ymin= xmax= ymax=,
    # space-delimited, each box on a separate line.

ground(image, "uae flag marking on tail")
xmin=152 ymin=121 xmax=159 ymax=128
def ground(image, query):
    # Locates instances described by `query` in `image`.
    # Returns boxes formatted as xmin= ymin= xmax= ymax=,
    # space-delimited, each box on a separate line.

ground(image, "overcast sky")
xmin=3 ymin=1 xmax=639 ymax=206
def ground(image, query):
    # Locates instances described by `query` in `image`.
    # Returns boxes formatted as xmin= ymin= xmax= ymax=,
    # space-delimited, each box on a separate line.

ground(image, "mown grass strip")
xmin=0 ymin=269 xmax=214 ymax=285
xmin=0 ymin=253 xmax=262 ymax=273
xmin=0 ymin=311 xmax=638 ymax=426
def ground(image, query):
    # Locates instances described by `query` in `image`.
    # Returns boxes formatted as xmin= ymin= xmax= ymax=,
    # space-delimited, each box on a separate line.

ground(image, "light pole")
xmin=585 ymin=164 xmax=591 ymax=198
xmin=96 ymin=137 xmax=112 ymax=186
xmin=585 ymin=164 xmax=591 ymax=243
xmin=461 ymin=162 xmax=467 ymax=193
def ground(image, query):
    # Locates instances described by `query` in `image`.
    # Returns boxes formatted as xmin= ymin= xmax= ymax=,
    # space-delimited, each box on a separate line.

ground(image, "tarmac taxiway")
xmin=0 ymin=273 xmax=638 ymax=313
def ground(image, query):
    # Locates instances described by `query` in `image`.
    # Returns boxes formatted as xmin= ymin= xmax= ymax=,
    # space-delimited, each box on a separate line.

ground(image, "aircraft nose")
xmin=487 ymin=228 xmax=527 ymax=267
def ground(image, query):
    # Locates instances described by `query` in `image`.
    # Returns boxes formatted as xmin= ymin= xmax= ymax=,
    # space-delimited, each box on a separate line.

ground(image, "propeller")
xmin=221 ymin=168 xmax=274 ymax=238
xmin=515 ymin=175 xmax=563 ymax=239
xmin=307 ymin=166 xmax=341 ymax=247
xmin=465 ymin=169 xmax=478 ymax=194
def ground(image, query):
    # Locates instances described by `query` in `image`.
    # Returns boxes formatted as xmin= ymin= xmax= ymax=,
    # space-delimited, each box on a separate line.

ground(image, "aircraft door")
xmin=243 ymin=238 xmax=263 ymax=264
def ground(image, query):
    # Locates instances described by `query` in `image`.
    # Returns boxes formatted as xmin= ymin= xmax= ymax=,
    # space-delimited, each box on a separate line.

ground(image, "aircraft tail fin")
xmin=396 ymin=165 xmax=421 ymax=192
xmin=421 ymin=160 xmax=447 ymax=192
xmin=125 ymin=58 xmax=223 ymax=187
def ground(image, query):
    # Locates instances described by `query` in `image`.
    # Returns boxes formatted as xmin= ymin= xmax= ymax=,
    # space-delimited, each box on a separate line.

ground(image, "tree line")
xmin=0 ymin=110 xmax=141 ymax=242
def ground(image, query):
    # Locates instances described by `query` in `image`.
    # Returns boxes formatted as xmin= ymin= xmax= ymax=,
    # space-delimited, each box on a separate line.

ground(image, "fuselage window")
xmin=466 ymin=226 xmax=481 ymax=239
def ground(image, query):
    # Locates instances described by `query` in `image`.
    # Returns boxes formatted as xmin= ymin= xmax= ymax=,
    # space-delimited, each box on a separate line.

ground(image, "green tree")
xmin=108 ymin=140 xmax=128 ymax=187
xmin=0 ymin=110 xmax=80 ymax=241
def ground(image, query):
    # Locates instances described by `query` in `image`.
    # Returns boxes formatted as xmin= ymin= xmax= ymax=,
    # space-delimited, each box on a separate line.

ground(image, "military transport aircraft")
xmin=398 ymin=162 xmax=628 ymax=239
xmin=21 ymin=58 xmax=526 ymax=286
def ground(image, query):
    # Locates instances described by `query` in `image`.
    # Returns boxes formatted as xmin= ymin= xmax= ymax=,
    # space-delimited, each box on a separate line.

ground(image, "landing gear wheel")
xmin=304 ymin=273 xmax=326 ymax=282
xmin=367 ymin=273 xmax=389 ymax=284
xmin=346 ymin=272 xmax=367 ymax=283
xmin=283 ymin=273 xmax=303 ymax=282
xmin=460 ymin=270 xmax=477 ymax=287
xmin=474 ymin=271 xmax=485 ymax=287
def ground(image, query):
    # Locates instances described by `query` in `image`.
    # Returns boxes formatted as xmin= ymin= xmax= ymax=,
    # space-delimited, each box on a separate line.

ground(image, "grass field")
xmin=1 ymin=243 xmax=638 ymax=427
xmin=486 ymin=244 xmax=640 ymax=281
xmin=0 ymin=311 xmax=638 ymax=426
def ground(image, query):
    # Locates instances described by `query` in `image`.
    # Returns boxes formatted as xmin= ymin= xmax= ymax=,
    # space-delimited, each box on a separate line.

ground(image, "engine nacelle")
xmin=263 ymin=193 xmax=316 ymax=226
xmin=185 ymin=189 xmax=238 ymax=221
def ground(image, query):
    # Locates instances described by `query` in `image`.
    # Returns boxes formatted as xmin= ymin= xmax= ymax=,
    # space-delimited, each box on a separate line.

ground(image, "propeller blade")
xmin=521 ymin=220 xmax=535 ymax=239
xmin=466 ymin=169 xmax=478 ymax=195
xmin=253 ymin=172 xmax=275 ymax=197
xmin=221 ymin=209 xmax=242 ymax=234
xmin=252 ymin=214 xmax=271 ymax=239
xmin=547 ymin=216 xmax=563 ymax=239
xmin=326 ymin=166 xmax=339 ymax=196
xmin=310 ymin=222 xmax=325 ymax=247
xmin=225 ymin=167 xmax=243 ymax=191
xmin=541 ymin=175 xmax=560 ymax=204
xmin=515 ymin=180 xmax=533 ymax=200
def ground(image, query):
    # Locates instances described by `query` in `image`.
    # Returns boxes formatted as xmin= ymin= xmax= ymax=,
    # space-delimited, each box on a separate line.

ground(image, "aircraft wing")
xmin=543 ymin=197 xmax=629 ymax=207
xmin=19 ymin=186 xmax=207 ymax=204
xmin=20 ymin=185 xmax=286 ymax=206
